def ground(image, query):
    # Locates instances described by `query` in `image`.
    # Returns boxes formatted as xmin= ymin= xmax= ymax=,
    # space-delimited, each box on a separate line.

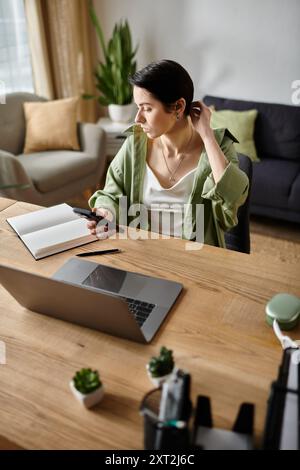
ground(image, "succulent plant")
xmin=73 ymin=368 xmax=102 ymax=395
xmin=148 ymin=346 xmax=174 ymax=378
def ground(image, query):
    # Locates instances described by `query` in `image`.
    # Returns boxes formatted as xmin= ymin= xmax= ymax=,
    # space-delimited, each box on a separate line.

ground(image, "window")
xmin=0 ymin=0 xmax=34 ymax=94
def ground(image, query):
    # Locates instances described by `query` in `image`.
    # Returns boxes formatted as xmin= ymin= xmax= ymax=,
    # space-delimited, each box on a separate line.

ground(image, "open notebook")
xmin=6 ymin=203 xmax=97 ymax=260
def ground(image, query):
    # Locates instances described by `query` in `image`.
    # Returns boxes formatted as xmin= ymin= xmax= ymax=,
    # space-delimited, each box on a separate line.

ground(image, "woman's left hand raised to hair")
xmin=191 ymin=100 xmax=229 ymax=183
xmin=190 ymin=101 xmax=214 ymax=142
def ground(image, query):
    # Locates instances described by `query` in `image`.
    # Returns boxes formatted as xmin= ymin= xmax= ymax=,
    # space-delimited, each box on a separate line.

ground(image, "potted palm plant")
xmin=86 ymin=3 xmax=138 ymax=123
xmin=146 ymin=346 xmax=175 ymax=387
xmin=70 ymin=368 xmax=104 ymax=408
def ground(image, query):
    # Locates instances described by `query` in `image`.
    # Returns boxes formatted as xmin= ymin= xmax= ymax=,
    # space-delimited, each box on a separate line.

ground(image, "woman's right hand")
xmin=87 ymin=208 xmax=116 ymax=240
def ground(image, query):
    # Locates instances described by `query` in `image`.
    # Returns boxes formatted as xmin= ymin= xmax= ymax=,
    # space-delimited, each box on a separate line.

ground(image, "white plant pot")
xmin=70 ymin=380 xmax=104 ymax=408
xmin=108 ymin=103 xmax=135 ymax=123
xmin=146 ymin=365 xmax=175 ymax=387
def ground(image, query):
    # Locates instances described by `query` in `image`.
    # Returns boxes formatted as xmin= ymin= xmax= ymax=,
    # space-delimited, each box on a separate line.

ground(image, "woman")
xmin=88 ymin=60 xmax=249 ymax=248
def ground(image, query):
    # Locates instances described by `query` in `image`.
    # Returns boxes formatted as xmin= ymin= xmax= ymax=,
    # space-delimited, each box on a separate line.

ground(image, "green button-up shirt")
xmin=89 ymin=125 xmax=249 ymax=248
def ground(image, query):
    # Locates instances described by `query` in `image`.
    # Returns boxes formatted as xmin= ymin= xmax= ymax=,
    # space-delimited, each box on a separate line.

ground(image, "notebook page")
xmin=22 ymin=218 xmax=97 ymax=258
xmin=6 ymin=203 xmax=77 ymax=236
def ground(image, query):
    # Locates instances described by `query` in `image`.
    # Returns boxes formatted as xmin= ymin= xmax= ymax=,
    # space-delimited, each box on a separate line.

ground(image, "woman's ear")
xmin=174 ymin=98 xmax=186 ymax=118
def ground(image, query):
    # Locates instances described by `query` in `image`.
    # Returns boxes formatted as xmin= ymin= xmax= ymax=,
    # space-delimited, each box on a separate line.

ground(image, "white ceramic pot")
xmin=70 ymin=381 xmax=104 ymax=408
xmin=108 ymin=103 xmax=135 ymax=123
xmin=146 ymin=365 xmax=175 ymax=387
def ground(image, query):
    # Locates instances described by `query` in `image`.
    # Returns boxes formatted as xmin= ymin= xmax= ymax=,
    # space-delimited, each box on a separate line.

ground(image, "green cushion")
xmin=210 ymin=109 xmax=260 ymax=162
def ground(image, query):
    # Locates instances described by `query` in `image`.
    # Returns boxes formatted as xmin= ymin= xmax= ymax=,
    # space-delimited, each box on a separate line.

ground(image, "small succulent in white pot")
xmin=70 ymin=368 xmax=104 ymax=408
xmin=146 ymin=346 xmax=175 ymax=387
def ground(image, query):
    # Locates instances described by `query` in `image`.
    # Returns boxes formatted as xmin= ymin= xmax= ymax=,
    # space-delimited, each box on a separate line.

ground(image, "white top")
xmin=142 ymin=164 xmax=197 ymax=237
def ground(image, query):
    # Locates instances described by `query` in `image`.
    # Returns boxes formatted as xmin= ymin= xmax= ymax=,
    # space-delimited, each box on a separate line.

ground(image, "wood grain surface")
xmin=0 ymin=199 xmax=299 ymax=449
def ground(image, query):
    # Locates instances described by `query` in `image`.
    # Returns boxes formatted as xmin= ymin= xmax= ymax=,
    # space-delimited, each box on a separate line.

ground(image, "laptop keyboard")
xmin=124 ymin=298 xmax=155 ymax=326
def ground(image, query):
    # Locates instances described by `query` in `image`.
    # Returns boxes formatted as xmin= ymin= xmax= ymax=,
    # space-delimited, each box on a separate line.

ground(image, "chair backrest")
xmin=224 ymin=154 xmax=253 ymax=254
xmin=0 ymin=92 xmax=46 ymax=155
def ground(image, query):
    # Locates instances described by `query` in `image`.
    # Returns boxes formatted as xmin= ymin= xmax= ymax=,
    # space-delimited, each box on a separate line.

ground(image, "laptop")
xmin=0 ymin=258 xmax=183 ymax=343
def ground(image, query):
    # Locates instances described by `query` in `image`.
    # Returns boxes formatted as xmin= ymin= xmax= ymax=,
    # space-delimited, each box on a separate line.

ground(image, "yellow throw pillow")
xmin=210 ymin=108 xmax=259 ymax=162
xmin=23 ymin=97 xmax=80 ymax=154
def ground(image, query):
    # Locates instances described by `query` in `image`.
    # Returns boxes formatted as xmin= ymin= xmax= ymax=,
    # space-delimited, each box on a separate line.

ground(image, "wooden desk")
xmin=0 ymin=198 xmax=299 ymax=449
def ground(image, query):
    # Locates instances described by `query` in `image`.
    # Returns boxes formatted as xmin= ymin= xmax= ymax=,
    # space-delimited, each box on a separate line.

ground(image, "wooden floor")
xmin=250 ymin=215 xmax=300 ymax=265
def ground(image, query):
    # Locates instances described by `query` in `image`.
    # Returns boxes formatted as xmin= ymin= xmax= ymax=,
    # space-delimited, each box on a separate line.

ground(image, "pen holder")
xmin=140 ymin=387 xmax=190 ymax=450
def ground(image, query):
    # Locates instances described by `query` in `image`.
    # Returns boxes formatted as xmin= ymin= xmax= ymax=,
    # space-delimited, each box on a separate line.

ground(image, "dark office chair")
xmin=224 ymin=154 xmax=253 ymax=254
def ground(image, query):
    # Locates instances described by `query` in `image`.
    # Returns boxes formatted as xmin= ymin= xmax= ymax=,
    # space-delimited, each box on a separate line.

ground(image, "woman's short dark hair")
xmin=129 ymin=59 xmax=194 ymax=116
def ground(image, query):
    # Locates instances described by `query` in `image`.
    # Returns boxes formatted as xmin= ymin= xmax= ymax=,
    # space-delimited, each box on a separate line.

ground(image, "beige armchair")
xmin=0 ymin=92 xmax=107 ymax=206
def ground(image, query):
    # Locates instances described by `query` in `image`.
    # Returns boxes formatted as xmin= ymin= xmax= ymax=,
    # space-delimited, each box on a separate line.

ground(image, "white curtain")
xmin=0 ymin=0 xmax=34 ymax=93
xmin=24 ymin=0 xmax=54 ymax=99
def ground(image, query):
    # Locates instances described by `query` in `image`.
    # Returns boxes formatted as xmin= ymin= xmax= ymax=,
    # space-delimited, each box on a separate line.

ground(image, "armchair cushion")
xmin=17 ymin=150 xmax=98 ymax=193
xmin=23 ymin=97 xmax=80 ymax=154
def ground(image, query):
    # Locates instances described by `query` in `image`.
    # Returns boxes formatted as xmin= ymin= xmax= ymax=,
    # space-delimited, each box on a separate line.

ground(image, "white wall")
xmin=94 ymin=0 xmax=300 ymax=105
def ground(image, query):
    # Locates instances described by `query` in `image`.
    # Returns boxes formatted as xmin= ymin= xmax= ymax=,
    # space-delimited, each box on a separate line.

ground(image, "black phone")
xmin=73 ymin=207 xmax=125 ymax=233
xmin=72 ymin=207 xmax=104 ymax=223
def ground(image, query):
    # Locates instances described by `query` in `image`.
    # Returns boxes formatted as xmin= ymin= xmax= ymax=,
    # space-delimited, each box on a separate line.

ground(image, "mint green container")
xmin=265 ymin=293 xmax=300 ymax=330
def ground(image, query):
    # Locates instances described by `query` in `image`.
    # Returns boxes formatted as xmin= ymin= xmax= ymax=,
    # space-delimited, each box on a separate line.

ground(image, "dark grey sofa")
xmin=203 ymin=95 xmax=300 ymax=224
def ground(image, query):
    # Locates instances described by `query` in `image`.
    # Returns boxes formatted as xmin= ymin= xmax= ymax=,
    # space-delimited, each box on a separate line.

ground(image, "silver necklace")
xmin=160 ymin=128 xmax=194 ymax=182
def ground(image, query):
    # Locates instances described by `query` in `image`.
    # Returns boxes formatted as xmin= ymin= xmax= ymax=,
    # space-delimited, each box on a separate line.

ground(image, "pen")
xmin=76 ymin=248 xmax=121 ymax=257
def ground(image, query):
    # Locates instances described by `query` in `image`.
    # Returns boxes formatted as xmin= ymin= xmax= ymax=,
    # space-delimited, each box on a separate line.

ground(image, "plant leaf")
xmin=89 ymin=1 xmax=107 ymax=59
